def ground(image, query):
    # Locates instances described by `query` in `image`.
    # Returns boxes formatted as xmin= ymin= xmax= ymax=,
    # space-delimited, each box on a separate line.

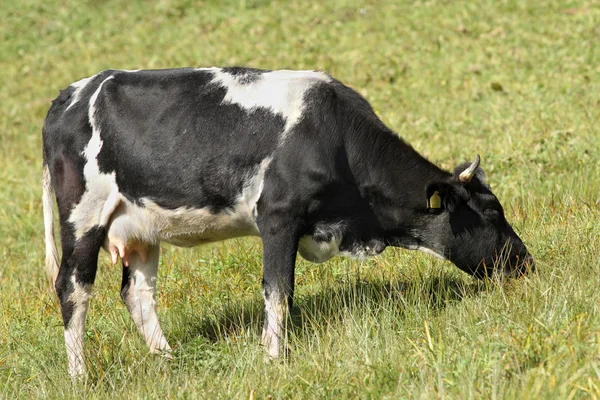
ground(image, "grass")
xmin=1 ymin=0 xmax=600 ymax=398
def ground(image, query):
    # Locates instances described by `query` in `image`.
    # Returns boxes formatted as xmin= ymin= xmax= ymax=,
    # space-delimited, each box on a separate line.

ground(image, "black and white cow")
xmin=42 ymin=67 xmax=533 ymax=376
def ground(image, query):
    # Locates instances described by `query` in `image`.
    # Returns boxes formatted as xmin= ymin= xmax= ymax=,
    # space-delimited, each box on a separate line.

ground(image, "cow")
xmin=42 ymin=67 xmax=534 ymax=377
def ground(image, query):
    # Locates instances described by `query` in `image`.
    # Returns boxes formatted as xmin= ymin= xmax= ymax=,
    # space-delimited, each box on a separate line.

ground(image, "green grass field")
xmin=1 ymin=0 xmax=600 ymax=398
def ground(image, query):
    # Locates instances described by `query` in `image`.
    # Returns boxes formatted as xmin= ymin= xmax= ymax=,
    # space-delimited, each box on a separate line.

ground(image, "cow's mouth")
xmin=470 ymin=252 xmax=535 ymax=280
xmin=507 ymin=253 xmax=535 ymax=277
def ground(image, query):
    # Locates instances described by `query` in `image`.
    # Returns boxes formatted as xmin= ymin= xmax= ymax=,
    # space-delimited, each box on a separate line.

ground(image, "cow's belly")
xmin=103 ymin=196 xmax=260 ymax=265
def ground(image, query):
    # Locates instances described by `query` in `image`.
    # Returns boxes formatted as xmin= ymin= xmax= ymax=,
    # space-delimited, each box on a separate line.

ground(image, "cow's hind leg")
xmin=55 ymin=226 xmax=105 ymax=377
xmin=120 ymin=245 xmax=171 ymax=355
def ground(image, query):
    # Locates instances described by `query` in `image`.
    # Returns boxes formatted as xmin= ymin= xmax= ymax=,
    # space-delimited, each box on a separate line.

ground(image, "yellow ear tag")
xmin=428 ymin=191 xmax=441 ymax=209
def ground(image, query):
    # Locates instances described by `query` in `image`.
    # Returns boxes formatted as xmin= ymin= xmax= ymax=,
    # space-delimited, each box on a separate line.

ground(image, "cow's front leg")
xmin=259 ymin=224 xmax=299 ymax=359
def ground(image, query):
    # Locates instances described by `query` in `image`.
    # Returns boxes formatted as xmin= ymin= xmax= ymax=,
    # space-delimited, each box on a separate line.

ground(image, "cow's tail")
xmin=42 ymin=163 xmax=59 ymax=285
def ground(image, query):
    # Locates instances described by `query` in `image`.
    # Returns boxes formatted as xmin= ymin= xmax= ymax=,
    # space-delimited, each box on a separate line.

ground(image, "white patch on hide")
xmin=105 ymin=195 xmax=259 ymax=250
xmin=395 ymin=234 xmax=448 ymax=261
xmin=65 ymin=75 xmax=95 ymax=112
xmin=103 ymin=157 xmax=270 ymax=259
xmin=209 ymin=68 xmax=331 ymax=138
xmin=405 ymin=244 xmax=447 ymax=261
xmin=69 ymin=75 xmax=121 ymax=240
xmin=242 ymin=157 xmax=271 ymax=221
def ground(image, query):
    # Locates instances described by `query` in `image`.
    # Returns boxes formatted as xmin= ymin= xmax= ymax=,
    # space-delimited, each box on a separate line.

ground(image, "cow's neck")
xmin=345 ymin=123 xmax=450 ymax=236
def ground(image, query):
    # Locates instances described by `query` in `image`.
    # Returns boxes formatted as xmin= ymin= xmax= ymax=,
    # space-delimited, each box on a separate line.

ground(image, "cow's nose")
xmin=522 ymin=254 xmax=535 ymax=273
xmin=513 ymin=253 xmax=535 ymax=276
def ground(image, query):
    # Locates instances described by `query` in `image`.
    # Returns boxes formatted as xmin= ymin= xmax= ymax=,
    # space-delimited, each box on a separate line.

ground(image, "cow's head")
xmin=421 ymin=155 xmax=534 ymax=279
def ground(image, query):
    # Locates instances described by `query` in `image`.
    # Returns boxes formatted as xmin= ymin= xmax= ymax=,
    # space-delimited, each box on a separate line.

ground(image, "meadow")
xmin=1 ymin=0 xmax=599 ymax=398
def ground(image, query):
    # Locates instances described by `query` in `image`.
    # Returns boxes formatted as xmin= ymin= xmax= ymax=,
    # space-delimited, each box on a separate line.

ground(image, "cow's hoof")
xmin=151 ymin=347 xmax=174 ymax=360
xmin=263 ymin=345 xmax=291 ymax=363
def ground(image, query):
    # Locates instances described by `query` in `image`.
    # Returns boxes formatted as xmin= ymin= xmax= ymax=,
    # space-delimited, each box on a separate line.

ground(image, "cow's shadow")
xmin=175 ymin=273 xmax=486 ymax=346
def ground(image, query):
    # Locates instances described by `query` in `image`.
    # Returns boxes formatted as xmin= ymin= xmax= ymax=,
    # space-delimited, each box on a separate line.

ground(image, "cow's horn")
xmin=459 ymin=154 xmax=481 ymax=183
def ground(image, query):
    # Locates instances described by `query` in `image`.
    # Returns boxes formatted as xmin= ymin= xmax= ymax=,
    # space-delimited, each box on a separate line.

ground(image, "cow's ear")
xmin=426 ymin=183 xmax=464 ymax=213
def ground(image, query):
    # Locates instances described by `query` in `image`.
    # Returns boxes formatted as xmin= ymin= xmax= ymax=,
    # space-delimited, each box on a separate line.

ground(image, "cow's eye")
xmin=483 ymin=209 xmax=500 ymax=221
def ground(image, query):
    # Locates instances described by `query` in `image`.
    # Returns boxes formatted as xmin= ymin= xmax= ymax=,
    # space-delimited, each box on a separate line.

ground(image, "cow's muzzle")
xmin=503 ymin=252 xmax=535 ymax=278
xmin=516 ymin=253 xmax=535 ymax=276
